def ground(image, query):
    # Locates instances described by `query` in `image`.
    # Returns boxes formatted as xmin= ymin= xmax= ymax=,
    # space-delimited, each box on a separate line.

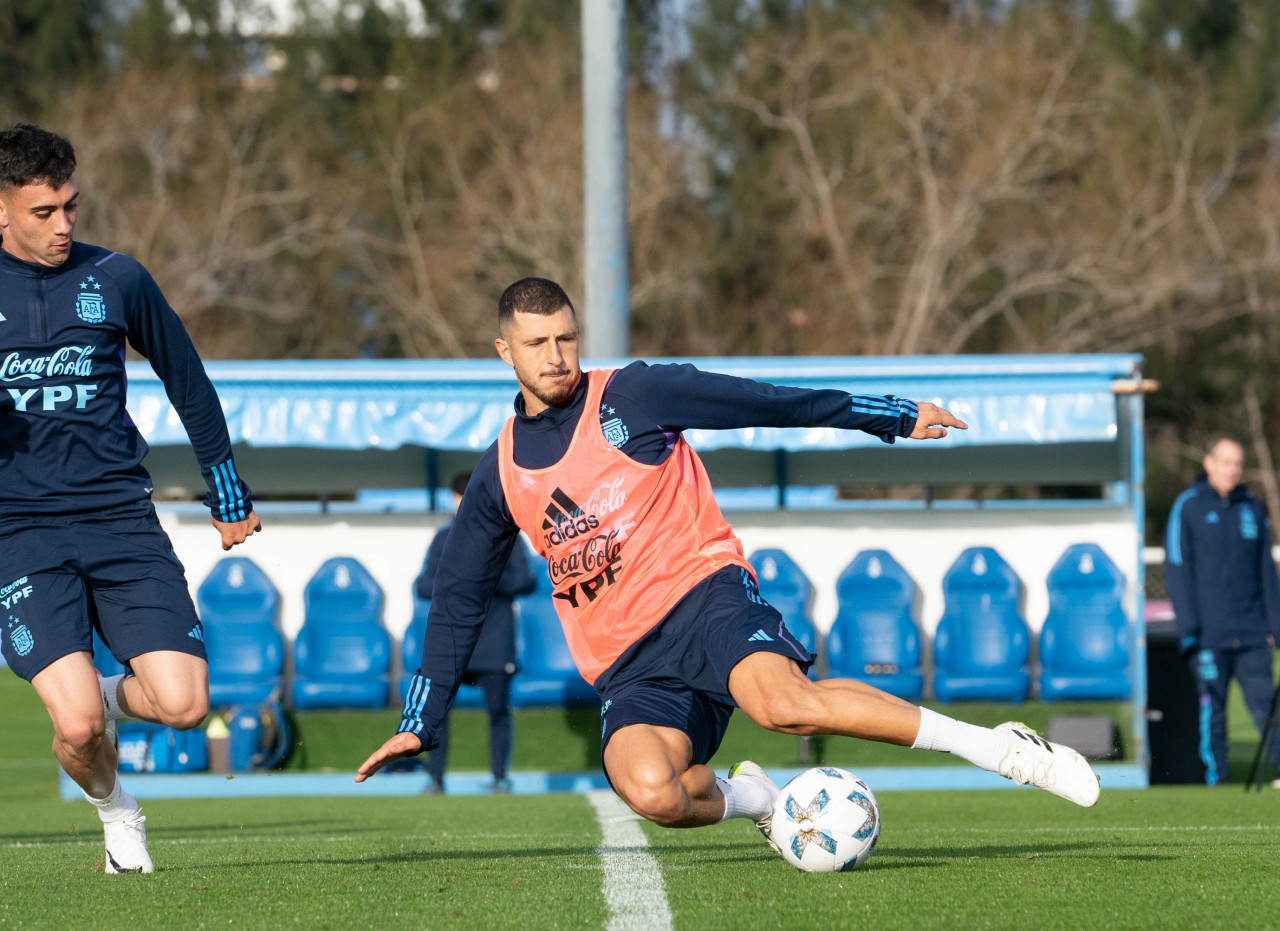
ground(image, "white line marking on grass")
xmin=587 ymin=790 xmax=673 ymax=931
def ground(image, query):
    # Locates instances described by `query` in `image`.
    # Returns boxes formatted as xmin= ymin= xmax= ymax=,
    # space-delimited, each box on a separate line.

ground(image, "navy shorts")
xmin=596 ymin=565 xmax=814 ymax=770
xmin=0 ymin=503 xmax=205 ymax=681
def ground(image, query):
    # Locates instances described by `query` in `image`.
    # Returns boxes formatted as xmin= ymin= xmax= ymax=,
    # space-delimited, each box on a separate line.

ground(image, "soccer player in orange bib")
xmin=358 ymin=278 xmax=1099 ymax=839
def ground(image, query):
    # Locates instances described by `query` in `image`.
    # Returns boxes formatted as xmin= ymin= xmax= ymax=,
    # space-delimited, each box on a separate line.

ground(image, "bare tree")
xmin=60 ymin=69 xmax=337 ymax=357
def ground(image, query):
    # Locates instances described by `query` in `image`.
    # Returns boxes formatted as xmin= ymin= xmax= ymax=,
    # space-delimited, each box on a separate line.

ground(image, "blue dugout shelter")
xmin=131 ymin=354 xmax=1145 ymax=503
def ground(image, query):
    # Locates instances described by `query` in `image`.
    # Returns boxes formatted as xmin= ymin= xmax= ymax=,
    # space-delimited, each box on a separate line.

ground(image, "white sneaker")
xmin=728 ymin=760 xmax=781 ymax=852
xmin=995 ymin=721 xmax=1100 ymax=807
xmin=103 ymin=810 xmax=154 ymax=874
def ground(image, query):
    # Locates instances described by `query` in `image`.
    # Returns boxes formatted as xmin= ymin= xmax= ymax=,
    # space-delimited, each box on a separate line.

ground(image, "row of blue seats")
xmin=92 ymin=542 xmax=1130 ymax=710
xmin=91 ymin=554 xmax=599 ymax=711
xmin=93 ymin=557 xmax=393 ymax=710
xmin=755 ymin=543 xmax=1131 ymax=703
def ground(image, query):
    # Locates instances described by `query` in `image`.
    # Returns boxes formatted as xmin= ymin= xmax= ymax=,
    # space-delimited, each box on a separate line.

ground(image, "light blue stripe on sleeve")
xmin=398 ymin=675 xmax=431 ymax=735
xmin=226 ymin=460 xmax=247 ymax=520
xmin=850 ymin=396 xmax=901 ymax=417
xmin=214 ymin=460 xmax=246 ymax=521
xmin=210 ymin=461 xmax=231 ymax=521
xmin=216 ymin=463 xmax=240 ymax=521
xmin=1166 ymin=489 xmax=1196 ymax=566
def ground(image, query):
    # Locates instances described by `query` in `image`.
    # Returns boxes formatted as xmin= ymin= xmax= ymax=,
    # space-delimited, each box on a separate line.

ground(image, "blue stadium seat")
xmin=826 ymin=550 xmax=924 ymax=700
xmin=748 ymin=549 xmax=818 ymax=659
xmin=398 ymin=597 xmax=485 ymax=710
xmin=292 ymin=557 xmax=391 ymax=710
xmin=933 ymin=547 xmax=1030 ymax=703
xmin=1039 ymin=543 xmax=1131 ymax=701
xmin=92 ymin=629 xmax=127 ymax=678
xmin=511 ymin=558 xmax=598 ymax=708
xmin=196 ymin=557 xmax=284 ymax=707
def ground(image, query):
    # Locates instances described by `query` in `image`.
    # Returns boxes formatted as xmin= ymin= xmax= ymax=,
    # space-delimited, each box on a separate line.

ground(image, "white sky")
xmin=165 ymin=0 xmax=433 ymax=37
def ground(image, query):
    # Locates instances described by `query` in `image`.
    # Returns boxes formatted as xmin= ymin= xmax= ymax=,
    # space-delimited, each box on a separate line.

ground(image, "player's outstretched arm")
xmin=908 ymin=401 xmax=968 ymax=440
xmin=355 ymin=732 xmax=423 ymax=783
xmin=212 ymin=510 xmax=263 ymax=551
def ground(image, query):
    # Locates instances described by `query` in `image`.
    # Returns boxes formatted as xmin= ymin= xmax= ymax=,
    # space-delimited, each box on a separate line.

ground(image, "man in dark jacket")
xmin=415 ymin=471 xmax=536 ymax=792
xmin=0 ymin=123 xmax=259 ymax=873
xmin=1165 ymin=434 xmax=1280 ymax=785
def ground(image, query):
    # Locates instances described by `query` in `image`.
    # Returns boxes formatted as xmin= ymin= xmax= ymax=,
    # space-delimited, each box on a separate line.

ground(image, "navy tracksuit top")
xmin=1164 ymin=476 xmax=1280 ymax=650
xmin=398 ymin=361 xmax=920 ymax=747
xmin=0 ymin=242 xmax=251 ymax=521
xmin=415 ymin=521 xmax=536 ymax=673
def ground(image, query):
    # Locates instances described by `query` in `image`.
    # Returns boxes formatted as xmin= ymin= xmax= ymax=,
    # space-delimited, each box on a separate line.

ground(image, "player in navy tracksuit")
xmin=357 ymin=277 xmax=1101 ymax=841
xmin=394 ymin=356 xmax=921 ymax=744
xmin=1165 ymin=435 xmax=1280 ymax=786
xmin=0 ymin=124 xmax=260 ymax=872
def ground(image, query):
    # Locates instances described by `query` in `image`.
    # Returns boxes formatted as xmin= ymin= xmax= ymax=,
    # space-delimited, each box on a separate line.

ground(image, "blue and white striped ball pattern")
xmin=769 ymin=767 xmax=881 ymax=872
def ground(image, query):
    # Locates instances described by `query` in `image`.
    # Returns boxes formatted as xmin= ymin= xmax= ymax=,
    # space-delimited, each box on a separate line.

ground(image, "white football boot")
xmin=103 ymin=809 xmax=154 ymax=874
xmin=728 ymin=760 xmax=782 ymax=853
xmin=995 ymin=721 xmax=1100 ymax=807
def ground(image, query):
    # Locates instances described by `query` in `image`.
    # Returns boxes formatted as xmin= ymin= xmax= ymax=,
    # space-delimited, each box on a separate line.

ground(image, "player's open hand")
xmin=909 ymin=401 xmax=968 ymax=440
xmin=212 ymin=510 xmax=262 ymax=551
xmin=355 ymin=731 xmax=423 ymax=783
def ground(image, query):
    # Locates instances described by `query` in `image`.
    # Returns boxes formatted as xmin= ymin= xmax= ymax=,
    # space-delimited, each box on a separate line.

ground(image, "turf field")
xmin=3 ymin=669 xmax=1279 ymax=929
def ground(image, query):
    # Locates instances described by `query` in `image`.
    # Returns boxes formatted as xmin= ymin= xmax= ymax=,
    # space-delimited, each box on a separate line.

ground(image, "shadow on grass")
xmin=156 ymin=836 xmax=1176 ymax=872
xmin=0 ymin=818 xmax=376 ymax=846
xmin=872 ymin=843 xmax=1175 ymax=865
xmin=660 ymin=839 xmax=1172 ymax=868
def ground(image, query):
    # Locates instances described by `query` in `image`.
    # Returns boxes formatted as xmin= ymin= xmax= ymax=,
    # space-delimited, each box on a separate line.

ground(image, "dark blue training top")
xmin=415 ymin=521 xmax=536 ymax=673
xmin=0 ymin=242 xmax=251 ymax=521
xmin=1164 ymin=475 xmax=1280 ymax=651
xmin=398 ymin=361 xmax=919 ymax=747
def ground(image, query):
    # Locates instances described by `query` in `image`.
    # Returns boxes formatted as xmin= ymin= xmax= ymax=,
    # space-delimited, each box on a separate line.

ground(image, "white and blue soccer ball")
xmin=769 ymin=767 xmax=881 ymax=872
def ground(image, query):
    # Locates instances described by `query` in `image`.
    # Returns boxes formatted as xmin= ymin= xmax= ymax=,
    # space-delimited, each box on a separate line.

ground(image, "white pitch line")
xmin=587 ymin=790 xmax=673 ymax=931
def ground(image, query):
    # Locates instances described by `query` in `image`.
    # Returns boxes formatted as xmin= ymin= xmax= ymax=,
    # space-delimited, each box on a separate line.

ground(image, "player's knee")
xmin=168 ymin=696 xmax=210 ymax=730
xmin=54 ymin=717 xmax=106 ymax=756
xmin=622 ymin=782 xmax=687 ymax=826
xmin=152 ymin=691 xmax=210 ymax=730
xmin=613 ymin=767 xmax=688 ymax=826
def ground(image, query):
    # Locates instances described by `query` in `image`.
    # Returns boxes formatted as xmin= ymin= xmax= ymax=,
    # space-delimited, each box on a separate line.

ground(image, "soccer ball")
xmin=769 ymin=767 xmax=881 ymax=872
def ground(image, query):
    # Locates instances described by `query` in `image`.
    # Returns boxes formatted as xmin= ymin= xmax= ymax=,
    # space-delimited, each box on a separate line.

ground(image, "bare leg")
xmin=602 ymin=723 xmax=725 ymax=828
xmin=117 ymin=650 xmax=210 ymax=730
xmin=31 ymin=651 xmax=117 ymax=797
xmin=728 ymin=651 xmax=922 ymax=743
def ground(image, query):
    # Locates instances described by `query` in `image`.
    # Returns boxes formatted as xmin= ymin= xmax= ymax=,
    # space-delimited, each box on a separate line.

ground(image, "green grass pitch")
xmin=3 ymin=669 xmax=1280 ymax=929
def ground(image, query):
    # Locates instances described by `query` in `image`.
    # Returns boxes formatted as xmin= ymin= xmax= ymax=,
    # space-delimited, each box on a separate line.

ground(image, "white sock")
xmin=84 ymin=778 xmax=140 ymax=823
xmin=911 ymin=707 xmax=1009 ymax=772
xmin=99 ymin=674 xmax=129 ymax=722
xmin=716 ymin=775 xmax=774 ymax=823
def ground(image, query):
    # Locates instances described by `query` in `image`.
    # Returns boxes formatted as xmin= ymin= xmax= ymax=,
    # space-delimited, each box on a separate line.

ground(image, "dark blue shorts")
xmin=0 ymin=504 xmax=205 ymax=681
xmin=596 ymin=565 xmax=814 ymax=770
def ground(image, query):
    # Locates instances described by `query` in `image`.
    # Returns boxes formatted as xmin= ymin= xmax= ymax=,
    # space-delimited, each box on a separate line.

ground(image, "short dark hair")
xmin=450 ymin=471 xmax=471 ymax=497
xmin=1206 ymin=434 xmax=1244 ymax=457
xmin=498 ymin=277 xmax=574 ymax=334
xmin=0 ymin=123 xmax=76 ymax=191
